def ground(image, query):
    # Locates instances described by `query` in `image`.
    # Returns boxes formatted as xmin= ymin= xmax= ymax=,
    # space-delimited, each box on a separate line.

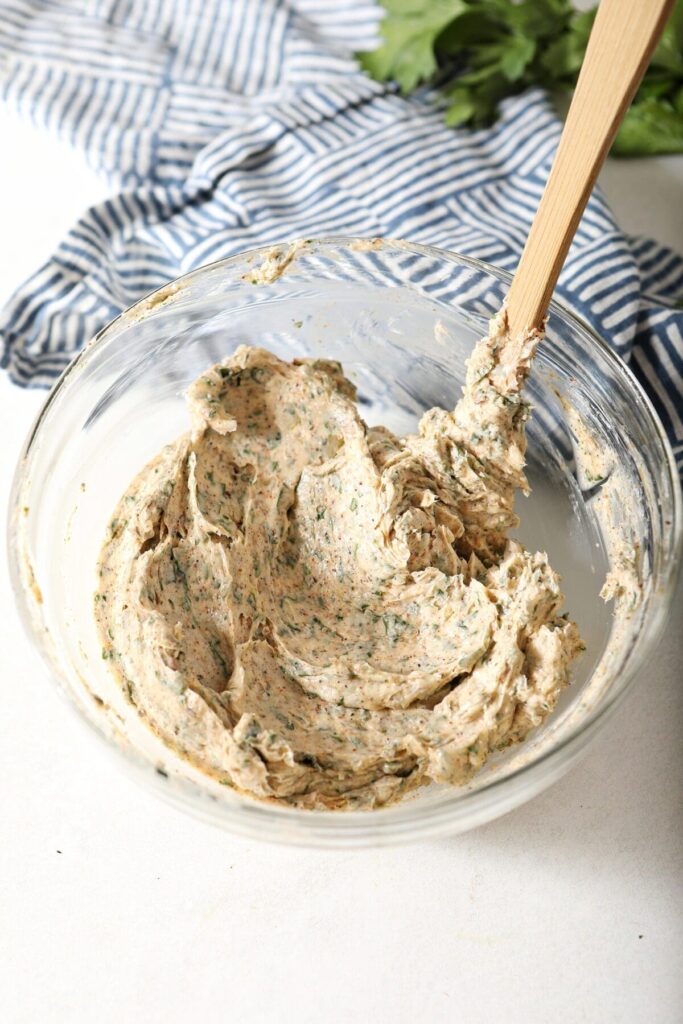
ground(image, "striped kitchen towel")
xmin=0 ymin=0 xmax=682 ymax=472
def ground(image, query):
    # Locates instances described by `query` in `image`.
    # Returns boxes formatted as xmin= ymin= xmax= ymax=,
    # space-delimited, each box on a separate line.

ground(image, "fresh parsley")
xmin=358 ymin=0 xmax=683 ymax=156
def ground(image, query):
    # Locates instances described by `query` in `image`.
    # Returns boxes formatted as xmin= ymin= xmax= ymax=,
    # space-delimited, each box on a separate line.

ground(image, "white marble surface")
xmin=1 ymin=107 xmax=682 ymax=1024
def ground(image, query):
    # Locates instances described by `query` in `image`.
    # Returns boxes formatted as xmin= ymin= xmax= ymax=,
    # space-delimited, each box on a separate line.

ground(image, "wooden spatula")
xmin=505 ymin=0 xmax=674 ymax=344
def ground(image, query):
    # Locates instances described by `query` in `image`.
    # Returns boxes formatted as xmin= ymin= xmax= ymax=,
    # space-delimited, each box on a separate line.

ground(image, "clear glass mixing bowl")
xmin=8 ymin=239 xmax=681 ymax=847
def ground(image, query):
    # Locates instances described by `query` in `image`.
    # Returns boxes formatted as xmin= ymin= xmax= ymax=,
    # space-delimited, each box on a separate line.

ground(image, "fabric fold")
xmin=0 ymin=0 xmax=681 ymax=472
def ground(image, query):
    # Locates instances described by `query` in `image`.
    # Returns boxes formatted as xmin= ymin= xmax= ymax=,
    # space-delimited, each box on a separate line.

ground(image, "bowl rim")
xmin=8 ymin=236 xmax=683 ymax=845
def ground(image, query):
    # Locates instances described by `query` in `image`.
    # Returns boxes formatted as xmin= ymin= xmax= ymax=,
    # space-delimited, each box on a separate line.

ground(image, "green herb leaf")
xmin=499 ymin=34 xmax=535 ymax=82
xmin=613 ymin=96 xmax=683 ymax=156
xmin=358 ymin=0 xmax=468 ymax=93
xmin=540 ymin=8 xmax=594 ymax=82
xmin=650 ymin=0 xmax=683 ymax=75
xmin=358 ymin=0 xmax=683 ymax=157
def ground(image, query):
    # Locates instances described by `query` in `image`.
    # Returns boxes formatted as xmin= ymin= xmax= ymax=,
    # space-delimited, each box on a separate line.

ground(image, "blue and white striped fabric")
xmin=1 ymin=0 xmax=682 ymax=472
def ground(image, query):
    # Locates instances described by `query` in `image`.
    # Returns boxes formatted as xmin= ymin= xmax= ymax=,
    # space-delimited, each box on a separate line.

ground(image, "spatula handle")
xmin=505 ymin=0 xmax=674 ymax=341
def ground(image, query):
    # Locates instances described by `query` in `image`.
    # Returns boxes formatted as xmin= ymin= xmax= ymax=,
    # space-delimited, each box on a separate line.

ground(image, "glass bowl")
xmin=8 ymin=239 xmax=681 ymax=847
